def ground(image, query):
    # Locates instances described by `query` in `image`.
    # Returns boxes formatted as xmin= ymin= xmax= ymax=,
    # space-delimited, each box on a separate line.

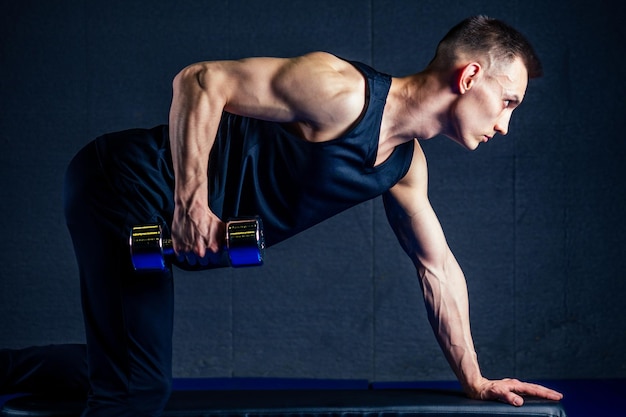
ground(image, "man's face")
xmin=447 ymin=57 xmax=529 ymax=150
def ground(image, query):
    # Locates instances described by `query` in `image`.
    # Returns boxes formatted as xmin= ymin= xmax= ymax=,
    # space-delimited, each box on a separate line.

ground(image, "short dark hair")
xmin=430 ymin=15 xmax=543 ymax=78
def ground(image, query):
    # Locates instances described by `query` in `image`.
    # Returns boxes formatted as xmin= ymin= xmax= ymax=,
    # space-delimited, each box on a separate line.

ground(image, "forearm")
xmin=383 ymin=183 xmax=484 ymax=394
xmin=167 ymin=63 xmax=232 ymax=257
xmin=418 ymin=251 xmax=484 ymax=396
xmin=169 ymin=64 xmax=225 ymax=210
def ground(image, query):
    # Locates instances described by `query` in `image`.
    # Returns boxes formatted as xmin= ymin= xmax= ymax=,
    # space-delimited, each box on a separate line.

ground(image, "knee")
xmin=147 ymin=374 xmax=172 ymax=400
xmin=87 ymin=370 xmax=172 ymax=415
xmin=127 ymin=374 xmax=172 ymax=414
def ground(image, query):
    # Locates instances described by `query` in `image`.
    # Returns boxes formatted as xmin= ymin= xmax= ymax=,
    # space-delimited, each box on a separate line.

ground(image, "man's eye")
xmin=504 ymin=100 xmax=511 ymax=108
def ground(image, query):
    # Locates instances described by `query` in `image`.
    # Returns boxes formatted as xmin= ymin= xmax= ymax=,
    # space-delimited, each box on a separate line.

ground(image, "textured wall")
xmin=1 ymin=0 xmax=624 ymax=382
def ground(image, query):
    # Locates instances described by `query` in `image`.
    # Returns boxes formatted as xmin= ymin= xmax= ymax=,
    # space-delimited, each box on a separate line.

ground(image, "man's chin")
xmin=466 ymin=141 xmax=480 ymax=151
xmin=443 ymin=134 xmax=480 ymax=151
xmin=453 ymin=137 xmax=480 ymax=151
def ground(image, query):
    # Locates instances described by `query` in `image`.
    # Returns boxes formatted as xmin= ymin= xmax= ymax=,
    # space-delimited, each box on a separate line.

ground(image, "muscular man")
xmin=1 ymin=16 xmax=563 ymax=416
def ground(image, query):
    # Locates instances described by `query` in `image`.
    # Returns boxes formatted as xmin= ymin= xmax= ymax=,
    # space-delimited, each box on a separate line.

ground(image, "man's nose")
xmin=495 ymin=113 xmax=511 ymax=136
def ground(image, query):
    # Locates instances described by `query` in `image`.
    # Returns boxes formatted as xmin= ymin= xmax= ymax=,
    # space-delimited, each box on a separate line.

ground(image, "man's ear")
xmin=457 ymin=62 xmax=482 ymax=94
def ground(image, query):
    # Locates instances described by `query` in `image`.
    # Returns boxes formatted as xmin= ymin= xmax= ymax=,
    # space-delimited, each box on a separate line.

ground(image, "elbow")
xmin=173 ymin=63 xmax=209 ymax=93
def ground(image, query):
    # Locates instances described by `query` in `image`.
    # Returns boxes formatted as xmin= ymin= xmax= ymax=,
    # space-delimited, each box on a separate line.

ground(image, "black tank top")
xmin=208 ymin=60 xmax=415 ymax=246
xmin=94 ymin=60 xmax=415 ymax=247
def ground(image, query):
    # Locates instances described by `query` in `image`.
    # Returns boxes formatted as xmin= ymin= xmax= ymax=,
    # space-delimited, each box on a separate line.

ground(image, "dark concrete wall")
xmin=1 ymin=0 xmax=624 ymax=382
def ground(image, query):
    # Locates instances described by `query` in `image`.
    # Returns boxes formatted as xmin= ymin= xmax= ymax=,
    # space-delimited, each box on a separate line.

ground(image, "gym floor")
xmin=372 ymin=379 xmax=625 ymax=417
xmin=1 ymin=378 xmax=623 ymax=417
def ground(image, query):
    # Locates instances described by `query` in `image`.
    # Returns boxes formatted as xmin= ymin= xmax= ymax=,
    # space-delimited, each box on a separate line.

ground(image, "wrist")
xmin=461 ymin=375 xmax=488 ymax=399
xmin=452 ymin=354 xmax=484 ymax=398
xmin=174 ymin=180 xmax=208 ymax=207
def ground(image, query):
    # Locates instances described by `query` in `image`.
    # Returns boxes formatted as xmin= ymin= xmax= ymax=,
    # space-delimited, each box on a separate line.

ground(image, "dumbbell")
xmin=129 ymin=217 xmax=265 ymax=271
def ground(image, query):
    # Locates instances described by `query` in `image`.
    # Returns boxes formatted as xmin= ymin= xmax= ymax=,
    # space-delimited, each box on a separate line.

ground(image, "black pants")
xmin=64 ymin=135 xmax=176 ymax=416
xmin=0 ymin=344 xmax=88 ymax=396
xmin=3 ymin=128 xmax=223 ymax=415
xmin=2 ymin=139 xmax=176 ymax=416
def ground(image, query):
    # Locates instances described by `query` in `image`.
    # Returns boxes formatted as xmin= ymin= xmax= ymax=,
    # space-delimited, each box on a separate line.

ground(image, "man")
xmin=2 ymin=16 xmax=563 ymax=416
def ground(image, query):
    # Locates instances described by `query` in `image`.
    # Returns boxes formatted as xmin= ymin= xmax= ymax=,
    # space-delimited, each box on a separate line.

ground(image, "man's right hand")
xmin=171 ymin=202 xmax=225 ymax=266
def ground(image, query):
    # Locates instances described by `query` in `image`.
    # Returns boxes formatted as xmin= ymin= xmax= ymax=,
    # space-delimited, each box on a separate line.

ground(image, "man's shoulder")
xmin=291 ymin=52 xmax=367 ymax=86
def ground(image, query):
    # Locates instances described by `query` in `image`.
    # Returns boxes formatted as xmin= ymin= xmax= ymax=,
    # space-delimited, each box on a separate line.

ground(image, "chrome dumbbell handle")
xmin=129 ymin=217 xmax=264 ymax=271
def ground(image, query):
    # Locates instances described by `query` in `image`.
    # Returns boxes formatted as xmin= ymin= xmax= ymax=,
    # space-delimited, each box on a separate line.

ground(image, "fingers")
xmin=175 ymin=231 xmax=223 ymax=265
xmin=174 ymin=236 xmax=208 ymax=261
xmin=171 ymin=205 xmax=226 ymax=262
xmin=477 ymin=378 xmax=563 ymax=407
xmin=171 ymin=221 xmax=210 ymax=256
xmin=176 ymin=249 xmax=217 ymax=266
xmin=511 ymin=380 xmax=563 ymax=401
xmin=501 ymin=389 xmax=524 ymax=407
xmin=477 ymin=378 xmax=522 ymax=406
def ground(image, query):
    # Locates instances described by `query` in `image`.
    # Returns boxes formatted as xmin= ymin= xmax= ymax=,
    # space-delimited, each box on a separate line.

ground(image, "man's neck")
xmin=378 ymin=71 xmax=452 ymax=153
